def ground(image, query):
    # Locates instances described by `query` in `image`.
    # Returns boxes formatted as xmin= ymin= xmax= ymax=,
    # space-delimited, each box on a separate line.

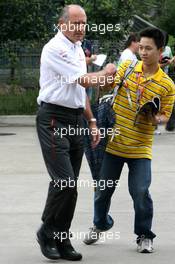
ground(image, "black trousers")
xmin=36 ymin=103 xmax=84 ymax=238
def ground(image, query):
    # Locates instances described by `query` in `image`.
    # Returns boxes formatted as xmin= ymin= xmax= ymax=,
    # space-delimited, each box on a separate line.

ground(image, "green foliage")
xmin=0 ymin=88 xmax=39 ymax=114
xmin=132 ymin=0 xmax=175 ymax=37
xmin=0 ymin=0 xmax=59 ymax=42
xmin=64 ymin=0 xmax=133 ymax=41
xmin=1 ymin=40 xmax=41 ymax=84
xmin=169 ymin=35 xmax=175 ymax=52
xmin=132 ymin=0 xmax=159 ymax=19
xmin=155 ymin=0 xmax=175 ymax=36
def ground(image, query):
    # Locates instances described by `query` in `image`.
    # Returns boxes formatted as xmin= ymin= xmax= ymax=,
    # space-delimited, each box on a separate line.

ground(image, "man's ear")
xmin=59 ymin=19 xmax=67 ymax=32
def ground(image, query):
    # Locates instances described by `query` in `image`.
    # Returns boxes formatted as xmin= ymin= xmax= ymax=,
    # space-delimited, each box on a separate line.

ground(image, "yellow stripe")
xmin=108 ymin=60 xmax=175 ymax=159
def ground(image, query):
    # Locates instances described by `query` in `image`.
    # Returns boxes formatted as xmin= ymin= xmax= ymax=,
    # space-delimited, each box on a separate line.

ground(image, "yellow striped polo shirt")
xmin=106 ymin=60 xmax=175 ymax=159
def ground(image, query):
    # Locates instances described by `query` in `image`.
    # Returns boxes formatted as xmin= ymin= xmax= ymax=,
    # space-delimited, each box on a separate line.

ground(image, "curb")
xmin=0 ymin=115 xmax=36 ymax=127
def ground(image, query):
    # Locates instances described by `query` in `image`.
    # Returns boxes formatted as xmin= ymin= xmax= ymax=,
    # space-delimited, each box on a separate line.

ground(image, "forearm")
xmin=83 ymin=95 xmax=95 ymax=122
xmin=85 ymin=57 xmax=92 ymax=65
xmin=77 ymin=63 xmax=116 ymax=88
xmin=78 ymin=70 xmax=113 ymax=88
xmin=155 ymin=113 xmax=169 ymax=125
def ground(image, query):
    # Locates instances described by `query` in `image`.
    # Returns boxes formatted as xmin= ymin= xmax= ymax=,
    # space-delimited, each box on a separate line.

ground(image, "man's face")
xmin=139 ymin=37 xmax=162 ymax=65
xmin=60 ymin=9 xmax=87 ymax=43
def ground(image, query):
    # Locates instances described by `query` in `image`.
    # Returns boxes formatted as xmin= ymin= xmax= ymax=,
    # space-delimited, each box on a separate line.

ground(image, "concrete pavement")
xmin=0 ymin=125 xmax=175 ymax=264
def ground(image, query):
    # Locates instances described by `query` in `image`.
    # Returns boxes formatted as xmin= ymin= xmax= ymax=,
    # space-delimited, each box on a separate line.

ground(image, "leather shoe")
xmin=57 ymin=239 xmax=82 ymax=261
xmin=36 ymin=228 xmax=60 ymax=260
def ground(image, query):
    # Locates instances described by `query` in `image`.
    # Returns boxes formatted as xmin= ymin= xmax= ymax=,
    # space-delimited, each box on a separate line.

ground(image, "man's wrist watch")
xmin=88 ymin=118 xmax=97 ymax=124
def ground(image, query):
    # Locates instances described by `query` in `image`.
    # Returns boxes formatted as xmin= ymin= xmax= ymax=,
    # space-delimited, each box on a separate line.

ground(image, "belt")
xmin=40 ymin=102 xmax=84 ymax=114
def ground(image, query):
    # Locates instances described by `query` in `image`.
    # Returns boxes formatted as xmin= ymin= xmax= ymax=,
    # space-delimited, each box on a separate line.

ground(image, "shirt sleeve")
xmin=41 ymin=45 xmax=86 ymax=84
xmin=161 ymin=81 xmax=175 ymax=118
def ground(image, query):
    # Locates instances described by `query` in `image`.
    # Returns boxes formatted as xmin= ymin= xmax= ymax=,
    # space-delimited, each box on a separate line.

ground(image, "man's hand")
xmin=153 ymin=113 xmax=169 ymax=125
xmin=99 ymin=63 xmax=117 ymax=87
xmin=88 ymin=122 xmax=101 ymax=148
xmin=78 ymin=63 xmax=116 ymax=88
xmin=91 ymin=54 xmax=97 ymax=62
xmin=103 ymin=63 xmax=117 ymax=76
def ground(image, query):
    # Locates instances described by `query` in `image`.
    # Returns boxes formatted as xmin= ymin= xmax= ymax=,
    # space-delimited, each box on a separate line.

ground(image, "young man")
xmin=36 ymin=4 xmax=116 ymax=261
xmin=84 ymin=27 xmax=175 ymax=253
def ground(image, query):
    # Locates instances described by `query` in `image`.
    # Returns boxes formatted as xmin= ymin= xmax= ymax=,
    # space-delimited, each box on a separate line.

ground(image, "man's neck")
xmin=142 ymin=63 xmax=159 ymax=78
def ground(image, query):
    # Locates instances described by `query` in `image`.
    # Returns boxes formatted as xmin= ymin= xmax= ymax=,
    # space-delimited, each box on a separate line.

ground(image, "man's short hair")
xmin=59 ymin=6 xmax=70 ymax=22
xmin=124 ymin=33 xmax=139 ymax=49
xmin=59 ymin=4 xmax=85 ymax=22
xmin=139 ymin=27 xmax=165 ymax=49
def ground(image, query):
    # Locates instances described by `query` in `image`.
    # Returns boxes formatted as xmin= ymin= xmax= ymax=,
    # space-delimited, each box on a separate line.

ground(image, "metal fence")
xmin=0 ymin=40 xmax=175 ymax=89
xmin=0 ymin=40 xmax=120 ymax=88
xmin=0 ymin=43 xmax=43 ymax=88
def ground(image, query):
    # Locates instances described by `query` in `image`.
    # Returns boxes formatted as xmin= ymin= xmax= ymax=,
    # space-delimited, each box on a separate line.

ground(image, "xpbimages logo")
xmin=53 ymin=125 xmax=120 ymax=139
xmin=53 ymin=75 xmax=114 ymax=87
xmin=54 ymin=22 xmax=121 ymax=35
xmin=53 ymin=178 xmax=120 ymax=191
xmin=53 ymin=230 xmax=121 ymax=243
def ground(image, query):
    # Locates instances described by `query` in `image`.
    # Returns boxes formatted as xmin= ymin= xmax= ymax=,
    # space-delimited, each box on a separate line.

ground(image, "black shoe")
xmin=57 ymin=239 xmax=82 ymax=261
xmin=36 ymin=228 xmax=60 ymax=260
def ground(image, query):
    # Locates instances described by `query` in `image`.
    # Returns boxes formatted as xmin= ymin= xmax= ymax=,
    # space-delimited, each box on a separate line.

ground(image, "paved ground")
xmin=0 ymin=125 xmax=175 ymax=264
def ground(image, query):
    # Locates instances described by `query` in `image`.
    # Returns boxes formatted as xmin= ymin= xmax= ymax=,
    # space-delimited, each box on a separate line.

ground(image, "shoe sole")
xmin=60 ymin=254 xmax=82 ymax=261
xmin=138 ymin=249 xmax=154 ymax=253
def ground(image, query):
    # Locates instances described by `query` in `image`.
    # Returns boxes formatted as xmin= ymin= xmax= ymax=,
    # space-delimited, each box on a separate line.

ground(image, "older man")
xmin=36 ymin=4 xmax=116 ymax=261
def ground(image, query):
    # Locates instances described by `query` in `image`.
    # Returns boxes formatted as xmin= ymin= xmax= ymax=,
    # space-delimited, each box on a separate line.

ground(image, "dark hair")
xmin=124 ymin=33 xmax=139 ymax=49
xmin=139 ymin=27 xmax=164 ymax=49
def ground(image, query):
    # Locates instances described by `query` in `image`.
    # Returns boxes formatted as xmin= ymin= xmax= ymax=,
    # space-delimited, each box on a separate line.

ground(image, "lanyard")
xmin=112 ymin=78 xmax=132 ymax=107
xmin=123 ymin=80 xmax=133 ymax=108
xmin=112 ymin=61 xmax=138 ymax=107
xmin=136 ymin=72 xmax=153 ymax=110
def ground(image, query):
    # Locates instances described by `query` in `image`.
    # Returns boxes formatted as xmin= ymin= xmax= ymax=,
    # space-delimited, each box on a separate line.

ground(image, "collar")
xmin=134 ymin=60 xmax=164 ymax=82
xmin=56 ymin=31 xmax=82 ymax=50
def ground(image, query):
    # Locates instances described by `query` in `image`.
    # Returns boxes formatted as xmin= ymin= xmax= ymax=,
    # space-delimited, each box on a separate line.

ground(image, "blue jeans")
xmin=93 ymin=152 xmax=156 ymax=239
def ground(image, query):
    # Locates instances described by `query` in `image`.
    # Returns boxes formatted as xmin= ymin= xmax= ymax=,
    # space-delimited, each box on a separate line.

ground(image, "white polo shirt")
xmin=117 ymin=48 xmax=137 ymax=67
xmin=37 ymin=31 xmax=87 ymax=108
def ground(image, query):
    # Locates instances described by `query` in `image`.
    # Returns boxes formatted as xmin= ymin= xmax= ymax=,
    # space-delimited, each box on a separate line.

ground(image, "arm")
xmin=154 ymin=113 xmax=170 ymax=125
xmin=154 ymin=82 xmax=175 ymax=125
xmin=83 ymin=95 xmax=100 ymax=147
xmin=160 ymin=58 xmax=174 ymax=68
xmin=77 ymin=63 xmax=116 ymax=88
xmin=44 ymin=46 xmax=116 ymax=89
xmin=83 ymin=95 xmax=95 ymax=122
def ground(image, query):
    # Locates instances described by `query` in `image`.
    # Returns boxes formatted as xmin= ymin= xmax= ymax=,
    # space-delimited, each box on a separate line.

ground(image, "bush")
xmin=0 ymin=88 xmax=39 ymax=115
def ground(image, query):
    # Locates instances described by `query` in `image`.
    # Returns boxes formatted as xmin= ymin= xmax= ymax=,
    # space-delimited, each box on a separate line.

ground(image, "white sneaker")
xmin=137 ymin=237 xmax=154 ymax=253
xmin=83 ymin=226 xmax=102 ymax=245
